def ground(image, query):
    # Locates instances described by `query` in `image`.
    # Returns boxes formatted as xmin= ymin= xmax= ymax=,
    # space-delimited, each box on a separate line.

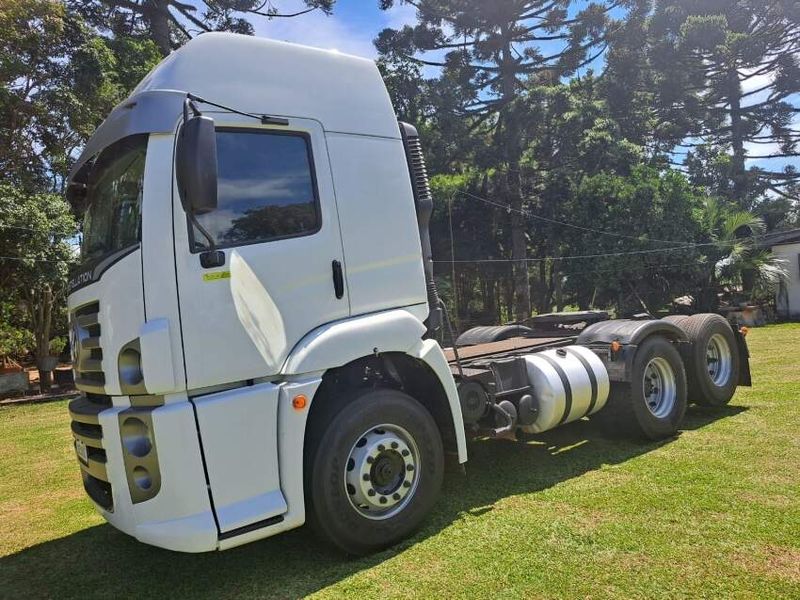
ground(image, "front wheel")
xmin=304 ymin=389 xmax=444 ymax=555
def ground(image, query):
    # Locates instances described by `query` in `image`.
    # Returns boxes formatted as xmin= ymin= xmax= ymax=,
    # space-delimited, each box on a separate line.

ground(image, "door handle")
xmin=331 ymin=260 xmax=344 ymax=299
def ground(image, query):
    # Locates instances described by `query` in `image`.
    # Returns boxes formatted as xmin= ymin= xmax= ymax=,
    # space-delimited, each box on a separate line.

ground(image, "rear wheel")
xmin=304 ymin=388 xmax=444 ymax=555
xmin=682 ymin=314 xmax=739 ymax=406
xmin=597 ymin=336 xmax=687 ymax=440
xmin=662 ymin=314 xmax=689 ymax=328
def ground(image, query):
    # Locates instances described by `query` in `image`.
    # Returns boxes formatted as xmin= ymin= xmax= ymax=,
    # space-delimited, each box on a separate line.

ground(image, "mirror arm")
xmin=187 ymin=211 xmax=217 ymax=252
xmin=183 ymin=96 xmax=202 ymax=122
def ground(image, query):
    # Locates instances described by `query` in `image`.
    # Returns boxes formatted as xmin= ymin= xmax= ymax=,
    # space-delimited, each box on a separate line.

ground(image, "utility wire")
xmin=433 ymin=240 xmax=738 ymax=264
xmin=450 ymin=259 xmax=715 ymax=278
xmin=0 ymin=223 xmax=76 ymax=235
xmin=0 ymin=255 xmax=75 ymax=263
xmin=457 ymin=189 xmax=705 ymax=247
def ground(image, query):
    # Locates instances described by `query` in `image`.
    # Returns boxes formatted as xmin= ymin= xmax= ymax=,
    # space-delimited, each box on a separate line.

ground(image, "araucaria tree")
xmin=377 ymin=0 xmax=643 ymax=321
xmin=70 ymin=0 xmax=335 ymax=56
xmin=653 ymin=0 xmax=800 ymax=207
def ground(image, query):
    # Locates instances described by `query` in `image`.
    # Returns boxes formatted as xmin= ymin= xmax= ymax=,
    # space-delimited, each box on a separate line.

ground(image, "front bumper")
xmin=69 ymin=395 xmax=218 ymax=552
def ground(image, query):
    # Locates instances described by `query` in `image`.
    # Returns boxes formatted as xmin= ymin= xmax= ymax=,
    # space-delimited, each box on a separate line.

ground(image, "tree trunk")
xmin=26 ymin=286 xmax=54 ymax=394
xmin=727 ymin=67 xmax=748 ymax=208
xmin=510 ymin=177 xmax=530 ymax=322
xmin=145 ymin=0 xmax=172 ymax=56
xmin=499 ymin=31 xmax=530 ymax=322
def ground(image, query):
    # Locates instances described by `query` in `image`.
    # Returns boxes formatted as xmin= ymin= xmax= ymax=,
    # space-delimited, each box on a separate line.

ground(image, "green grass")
xmin=1 ymin=324 xmax=799 ymax=599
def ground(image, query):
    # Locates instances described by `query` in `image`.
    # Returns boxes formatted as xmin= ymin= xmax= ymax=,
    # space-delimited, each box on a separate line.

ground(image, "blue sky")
xmin=248 ymin=1 xmax=798 ymax=174
xmin=249 ymin=0 xmax=416 ymax=59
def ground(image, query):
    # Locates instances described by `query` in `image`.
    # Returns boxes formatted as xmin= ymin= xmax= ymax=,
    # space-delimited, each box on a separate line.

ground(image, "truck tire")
xmin=595 ymin=336 xmax=687 ymax=440
xmin=304 ymin=388 xmax=444 ymax=555
xmin=662 ymin=315 xmax=689 ymax=328
xmin=682 ymin=313 xmax=740 ymax=406
xmin=455 ymin=324 xmax=533 ymax=347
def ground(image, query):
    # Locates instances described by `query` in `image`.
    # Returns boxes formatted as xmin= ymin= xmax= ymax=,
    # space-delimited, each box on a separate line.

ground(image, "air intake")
xmin=399 ymin=122 xmax=442 ymax=335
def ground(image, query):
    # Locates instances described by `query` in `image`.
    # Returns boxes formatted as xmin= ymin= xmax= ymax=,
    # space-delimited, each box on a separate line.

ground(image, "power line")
xmin=0 ymin=223 xmax=53 ymax=234
xmin=433 ymin=240 xmax=737 ymax=264
xmin=0 ymin=222 xmax=79 ymax=236
xmin=0 ymin=255 xmax=74 ymax=263
xmin=447 ymin=259 xmax=714 ymax=278
xmin=456 ymin=189 xmax=706 ymax=247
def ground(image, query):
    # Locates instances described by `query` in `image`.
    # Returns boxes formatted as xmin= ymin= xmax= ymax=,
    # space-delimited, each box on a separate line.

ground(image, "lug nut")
xmin=363 ymin=473 xmax=370 ymax=481
xmin=401 ymin=449 xmax=409 ymax=457
xmin=367 ymin=488 xmax=376 ymax=497
xmin=391 ymin=441 xmax=398 ymax=449
xmin=393 ymin=493 xmax=401 ymax=501
xmin=403 ymin=480 xmax=411 ymax=488
xmin=378 ymin=444 xmax=385 ymax=451
xmin=366 ymin=456 xmax=374 ymax=464
xmin=379 ymin=496 xmax=387 ymax=504
xmin=406 ymin=464 xmax=414 ymax=472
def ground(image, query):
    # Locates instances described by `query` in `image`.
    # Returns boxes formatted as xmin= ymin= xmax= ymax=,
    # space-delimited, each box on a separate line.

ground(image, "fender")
xmin=407 ymin=338 xmax=468 ymax=463
xmin=577 ymin=318 xmax=689 ymax=346
xmin=281 ymin=309 xmax=468 ymax=464
xmin=577 ymin=318 xmax=689 ymax=383
xmin=281 ymin=308 xmax=427 ymax=375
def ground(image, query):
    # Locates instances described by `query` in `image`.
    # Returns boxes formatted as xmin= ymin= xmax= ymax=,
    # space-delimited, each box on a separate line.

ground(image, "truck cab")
xmin=67 ymin=33 xmax=466 ymax=553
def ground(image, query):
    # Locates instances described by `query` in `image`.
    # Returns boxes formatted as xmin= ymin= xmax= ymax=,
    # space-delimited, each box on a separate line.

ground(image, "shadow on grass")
xmin=0 ymin=404 xmax=746 ymax=599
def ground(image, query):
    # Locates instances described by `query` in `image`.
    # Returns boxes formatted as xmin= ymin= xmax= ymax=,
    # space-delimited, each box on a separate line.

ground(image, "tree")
xmin=71 ymin=0 xmax=335 ymax=56
xmin=560 ymin=167 xmax=705 ymax=315
xmin=0 ymin=0 xmax=161 ymax=193
xmin=377 ymin=0 xmax=642 ymax=321
xmin=694 ymin=197 xmax=788 ymax=310
xmin=0 ymin=183 xmax=77 ymax=393
xmin=653 ymin=0 xmax=800 ymax=208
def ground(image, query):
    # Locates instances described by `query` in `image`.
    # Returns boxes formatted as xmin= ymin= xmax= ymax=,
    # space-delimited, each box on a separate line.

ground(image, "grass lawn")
xmin=1 ymin=324 xmax=798 ymax=599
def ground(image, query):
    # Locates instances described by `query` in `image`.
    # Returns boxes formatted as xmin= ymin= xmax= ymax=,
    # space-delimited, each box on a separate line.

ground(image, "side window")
xmin=191 ymin=129 xmax=320 ymax=251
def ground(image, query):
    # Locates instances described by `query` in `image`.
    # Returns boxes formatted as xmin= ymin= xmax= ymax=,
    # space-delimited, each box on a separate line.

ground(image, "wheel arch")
xmin=306 ymin=341 xmax=467 ymax=465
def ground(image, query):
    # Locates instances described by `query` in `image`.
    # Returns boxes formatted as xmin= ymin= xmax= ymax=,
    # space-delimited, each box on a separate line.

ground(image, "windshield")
xmin=81 ymin=134 xmax=148 ymax=264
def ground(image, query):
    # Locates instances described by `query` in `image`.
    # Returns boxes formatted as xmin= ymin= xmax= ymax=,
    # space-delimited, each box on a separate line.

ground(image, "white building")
xmin=770 ymin=229 xmax=800 ymax=320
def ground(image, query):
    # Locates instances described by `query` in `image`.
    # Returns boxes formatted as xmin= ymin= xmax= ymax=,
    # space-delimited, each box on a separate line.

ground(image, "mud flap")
xmin=734 ymin=328 xmax=752 ymax=387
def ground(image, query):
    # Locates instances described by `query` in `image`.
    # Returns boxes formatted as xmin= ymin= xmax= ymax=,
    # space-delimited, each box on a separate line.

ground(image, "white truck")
xmin=65 ymin=33 xmax=751 ymax=555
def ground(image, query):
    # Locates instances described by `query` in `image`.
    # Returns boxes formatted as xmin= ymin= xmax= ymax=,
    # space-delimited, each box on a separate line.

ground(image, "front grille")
xmin=71 ymin=302 xmax=106 ymax=393
xmin=69 ymin=394 xmax=113 ymax=512
xmin=82 ymin=471 xmax=113 ymax=511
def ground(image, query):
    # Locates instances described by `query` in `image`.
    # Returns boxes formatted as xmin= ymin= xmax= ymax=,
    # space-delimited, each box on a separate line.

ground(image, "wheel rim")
xmin=706 ymin=333 xmax=732 ymax=387
xmin=344 ymin=424 xmax=419 ymax=520
xmin=642 ymin=357 xmax=677 ymax=419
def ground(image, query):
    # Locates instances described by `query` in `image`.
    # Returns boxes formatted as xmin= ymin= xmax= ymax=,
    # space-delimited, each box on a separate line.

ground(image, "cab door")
xmin=173 ymin=116 xmax=348 ymax=391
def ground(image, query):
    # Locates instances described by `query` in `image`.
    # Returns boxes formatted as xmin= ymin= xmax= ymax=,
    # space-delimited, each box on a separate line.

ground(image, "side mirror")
xmin=175 ymin=114 xmax=218 ymax=215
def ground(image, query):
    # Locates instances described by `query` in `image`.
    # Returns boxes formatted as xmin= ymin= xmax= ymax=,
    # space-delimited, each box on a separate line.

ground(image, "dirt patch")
xmin=738 ymin=491 xmax=794 ymax=509
xmin=735 ymin=545 xmax=800 ymax=583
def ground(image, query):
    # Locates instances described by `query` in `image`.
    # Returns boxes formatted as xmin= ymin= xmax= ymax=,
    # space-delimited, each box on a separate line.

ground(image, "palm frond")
xmin=722 ymin=211 xmax=765 ymax=240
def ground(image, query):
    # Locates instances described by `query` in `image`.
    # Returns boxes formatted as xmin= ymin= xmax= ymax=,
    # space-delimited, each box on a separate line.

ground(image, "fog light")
xmin=132 ymin=466 xmax=152 ymax=490
xmin=121 ymin=416 xmax=152 ymax=457
xmin=118 ymin=409 xmax=160 ymax=504
xmin=119 ymin=347 xmax=143 ymax=386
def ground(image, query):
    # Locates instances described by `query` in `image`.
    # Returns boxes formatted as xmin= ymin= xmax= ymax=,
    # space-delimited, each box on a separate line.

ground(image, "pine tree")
xmin=70 ymin=0 xmax=335 ymax=56
xmin=377 ymin=0 xmax=642 ymax=321
xmin=652 ymin=0 xmax=800 ymax=208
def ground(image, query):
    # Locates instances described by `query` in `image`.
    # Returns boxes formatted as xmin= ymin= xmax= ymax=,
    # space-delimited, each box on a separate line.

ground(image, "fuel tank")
xmin=521 ymin=346 xmax=609 ymax=433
